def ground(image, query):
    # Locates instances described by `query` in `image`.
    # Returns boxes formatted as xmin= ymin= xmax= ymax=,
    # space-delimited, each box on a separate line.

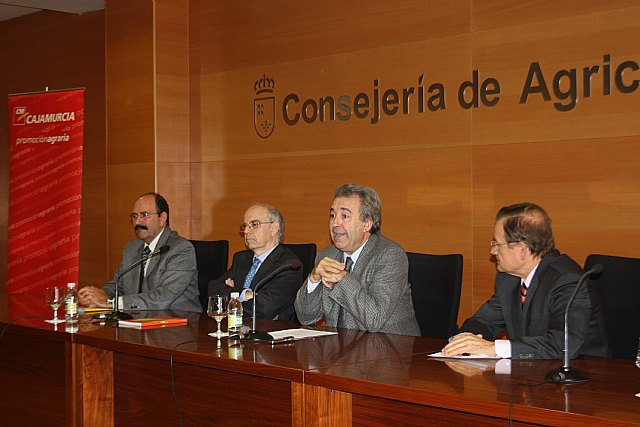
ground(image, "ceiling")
xmin=0 ymin=0 xmax=104 ymax=22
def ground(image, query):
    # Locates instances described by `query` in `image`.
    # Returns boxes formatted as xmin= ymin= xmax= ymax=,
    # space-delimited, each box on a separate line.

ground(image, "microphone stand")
xmin=104 ymin=271 xmax=134 ymax=323
xmin=242 ymin=292 xmax=275 ymax=342
xmin=105 ymin=246 xmax=169 ymax=323
xmin=241 ymin=260 xmax=302 ymax=343
xmin=544 ymin=264 xmax=603 ymax=383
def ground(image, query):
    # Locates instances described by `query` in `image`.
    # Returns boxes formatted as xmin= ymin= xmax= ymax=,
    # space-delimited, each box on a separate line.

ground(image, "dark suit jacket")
xmin=207 ymin=244 xmax=304 ymax=321
xmin=102 ymin=227 xmax=201 ymax=312
xmin=295 ymin=233 xmax=420 ymax=336
xmin=459 ymin=253 xmax=608 ymax=359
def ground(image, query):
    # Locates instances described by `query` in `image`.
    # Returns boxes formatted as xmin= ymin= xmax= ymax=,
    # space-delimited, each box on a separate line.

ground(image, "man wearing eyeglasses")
xmin=295 ymin=184 xmax=420 ymax=335
xmin=442 ymin=202 xmax=608 ymax=359
xmin=208 ymin=203 xmax=303 ymax=321
xmin=78 ymin=192 xmax=201 ymax=312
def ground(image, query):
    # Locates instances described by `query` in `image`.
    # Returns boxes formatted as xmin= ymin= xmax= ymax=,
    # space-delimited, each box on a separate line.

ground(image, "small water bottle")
xmin=227 ymin=292 xmax=243 ymax=334
xmin=65 ymin=282 xmax=79 ymax=324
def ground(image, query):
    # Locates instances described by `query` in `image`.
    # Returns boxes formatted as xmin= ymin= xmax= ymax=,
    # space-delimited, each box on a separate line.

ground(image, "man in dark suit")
xmin=208 ymin=203 xmax=303 ymax=321
xmin=295 ymin=184 xmax=420 ymax=336
xmin=79 ymin=192 xmax=201 ymax=312
xmin=442 ymin=202 xmax=608 ymax=359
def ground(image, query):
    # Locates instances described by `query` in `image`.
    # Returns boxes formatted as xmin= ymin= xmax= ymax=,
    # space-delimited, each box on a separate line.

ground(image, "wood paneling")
xmin=105 ymin=0 xmax=155 ymax=274
xmin=198 ymin=0 xmax=472 ymax=73
xmin=0 ymin=331 xmax=70 ymax=426
xmin=156 ymin=0 xmax=192 ymax=238
xmin=191 ymin=0 xmax=640 ymax=324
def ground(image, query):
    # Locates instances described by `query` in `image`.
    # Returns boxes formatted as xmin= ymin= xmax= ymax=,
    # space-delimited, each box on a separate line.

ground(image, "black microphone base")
xmin=544 ymin=366 xmax=590 ymax=383
xmin=241 ymin=330 xmax=274 ymax=342
xmin=105 ymin=311 xmax=134 ymax=323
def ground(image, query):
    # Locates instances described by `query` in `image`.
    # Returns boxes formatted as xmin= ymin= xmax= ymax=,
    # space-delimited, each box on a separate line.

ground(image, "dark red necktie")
xmin=520 ymin=281 xmax=527 ymax=304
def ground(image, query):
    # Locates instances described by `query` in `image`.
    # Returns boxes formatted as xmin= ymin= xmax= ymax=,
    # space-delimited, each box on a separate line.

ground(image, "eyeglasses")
xmin=130 ymin=211 xmax=160 ymax=221
xmin=239 ymin=220 xmax=274 ymax=232
xmin=490 ymin=240 xmax=516 ymax=250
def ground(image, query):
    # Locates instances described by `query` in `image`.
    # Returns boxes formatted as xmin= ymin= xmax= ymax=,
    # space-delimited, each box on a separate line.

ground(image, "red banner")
xmin=7 ymin=89 xmax=85 ymax=306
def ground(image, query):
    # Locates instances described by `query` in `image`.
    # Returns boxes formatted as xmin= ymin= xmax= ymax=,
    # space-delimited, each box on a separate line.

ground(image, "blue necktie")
xmin=243 ymin=257 xmax=261 ymax=289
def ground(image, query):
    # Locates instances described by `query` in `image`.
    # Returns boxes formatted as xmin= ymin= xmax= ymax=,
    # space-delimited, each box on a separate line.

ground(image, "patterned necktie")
xmin=337 ymin=257 xmax=354 ymax=328
xmin=520 ymin=280 xmax=527 ymax=305
xmin=243 ymin=256 xmax=261 ymax=289
xmin=139 ymin=246 xmax=151 ymax=293
xmin=344 ymin=256 xmax=354 ymax=273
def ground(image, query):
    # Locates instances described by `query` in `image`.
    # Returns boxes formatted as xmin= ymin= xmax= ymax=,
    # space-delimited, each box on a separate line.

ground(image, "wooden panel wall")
xmin=2 ymin=1 xmax=639 ymax=326
xmin=0 ymin=10 xmax=106 ymax=315
xmin=105 ymin=0 xmax=155 ymax=273
xmin=190 ymin=0 xmax=640 ymax=321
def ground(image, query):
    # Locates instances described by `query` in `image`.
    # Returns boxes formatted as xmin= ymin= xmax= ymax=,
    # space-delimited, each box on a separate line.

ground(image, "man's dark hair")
xmin=496 ymin=202 xmax=556 ymax=257
xmin=141 ymin=192 xmax=170 ymax=226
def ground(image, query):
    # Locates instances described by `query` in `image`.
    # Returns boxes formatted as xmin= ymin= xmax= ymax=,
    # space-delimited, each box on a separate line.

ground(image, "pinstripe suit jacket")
xmin=295 ymin=233 xmax=420 ymax=336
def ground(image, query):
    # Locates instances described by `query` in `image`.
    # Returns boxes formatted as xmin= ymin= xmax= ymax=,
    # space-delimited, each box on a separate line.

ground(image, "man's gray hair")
xmin=334 ymin=183 xmax=381 ymax=233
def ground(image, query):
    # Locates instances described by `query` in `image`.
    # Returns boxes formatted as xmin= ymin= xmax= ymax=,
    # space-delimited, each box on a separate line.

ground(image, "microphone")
xmin=105 ymin=245 xmax=170 ymax=322
xmin=545 ymin=263 xmax=603 ymax=383
xmin=241 ymin=259 xmax=302 ymax=342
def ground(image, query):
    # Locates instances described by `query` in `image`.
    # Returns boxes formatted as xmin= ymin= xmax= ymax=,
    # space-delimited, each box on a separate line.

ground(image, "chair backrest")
xmin=407 ymin=252 xmax=463 ymax=339
xmin=190 ymin=239 xmax=229 ymax=312
xmin=282 ymin=243 xmax=317 ymax=279
xmin=584 ymin=254 xmax=640 ymax=359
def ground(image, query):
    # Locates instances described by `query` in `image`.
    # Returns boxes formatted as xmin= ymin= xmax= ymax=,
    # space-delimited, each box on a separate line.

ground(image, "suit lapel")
xmin=505 ymin=276 xmax=525 ymax=337
xmin=145 ymin=229 xmax=169 ymax=276
xmin=129 ymin=244 xmax=145 ymax=294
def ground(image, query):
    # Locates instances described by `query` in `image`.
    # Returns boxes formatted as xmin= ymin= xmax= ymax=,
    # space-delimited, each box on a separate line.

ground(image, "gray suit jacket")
xmin=102 ymin=226 xmax=201 ymax=312
xmin=459 ymin=253 xmax=609 ymax=359
xmin=295 ymin=233 xmax=420 ymax=336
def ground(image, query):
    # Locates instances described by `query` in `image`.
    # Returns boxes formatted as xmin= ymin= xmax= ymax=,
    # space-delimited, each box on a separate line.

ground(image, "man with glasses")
xmin=295 ymin=184 xmax=420 ymax=335
xmin=79 ymin=192 xmax=201 ymax=311
xmin=442 ymin=202 xmax=608 ymax=359
xmin=208 ymin=203 xmax=303 ymax=321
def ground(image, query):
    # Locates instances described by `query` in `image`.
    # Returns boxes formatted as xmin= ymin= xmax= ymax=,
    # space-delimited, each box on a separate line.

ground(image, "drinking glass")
xmin=635 ymin=337 xmax=640 ymax=369
xmin=45 ymin=286 xmax=65 ymax=324
xmin=207 ymin=295 xmax=229 ymax=338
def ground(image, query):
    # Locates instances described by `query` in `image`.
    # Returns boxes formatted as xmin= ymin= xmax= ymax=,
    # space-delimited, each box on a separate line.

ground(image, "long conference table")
xmin=1 ymin=307 xmax=639 ymax=426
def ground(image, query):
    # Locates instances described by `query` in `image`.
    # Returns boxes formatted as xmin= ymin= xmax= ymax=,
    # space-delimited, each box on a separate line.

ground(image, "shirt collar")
xmin=344 ymin=238 xmax=369 ymax=265
xmin=522 ymin=262 xmax=540 ymax=288
xmin=255 ymin=243 xmax=278 ymax=263
xmin=145 ymin=227 xmax=165 ymax=253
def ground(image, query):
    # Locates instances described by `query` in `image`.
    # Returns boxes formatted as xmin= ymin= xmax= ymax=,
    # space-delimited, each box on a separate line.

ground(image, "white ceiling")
xmin=0 ymin=0 xmax=104 ymax=22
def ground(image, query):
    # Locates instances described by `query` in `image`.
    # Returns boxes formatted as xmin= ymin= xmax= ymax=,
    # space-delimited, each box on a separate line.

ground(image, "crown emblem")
xmin=254 ymin=74 xmax=275 ymax=95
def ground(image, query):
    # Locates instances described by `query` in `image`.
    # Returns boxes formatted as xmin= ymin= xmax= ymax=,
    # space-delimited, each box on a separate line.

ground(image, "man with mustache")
xmin=79 ymin=192 xmax=201 ymax=311
xmin=208 ymin=203 xmax=303 ymax=321
xmin=295 ymin=184 xmax=420 ymax=335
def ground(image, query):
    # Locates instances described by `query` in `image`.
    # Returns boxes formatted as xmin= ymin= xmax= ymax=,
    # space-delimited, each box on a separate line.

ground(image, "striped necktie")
xmin=138 ymin=246 xmax=151 ymax=293
xmin=337 ymin=257 xmax=354 ymax=327
xmin=520 ymin=280 xmax=528 ymax=305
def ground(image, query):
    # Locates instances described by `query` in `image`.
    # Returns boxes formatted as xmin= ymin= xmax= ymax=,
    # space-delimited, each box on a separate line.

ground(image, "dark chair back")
xmin=190 ymin=239 xmax=229 ymax=312
xmin=584 ymin=254 xmax=640 ymax=359
xmin=407 ymin=252 xmax=463 ymax=339
xmin=282 ymin=243 xmax=317 ymax=280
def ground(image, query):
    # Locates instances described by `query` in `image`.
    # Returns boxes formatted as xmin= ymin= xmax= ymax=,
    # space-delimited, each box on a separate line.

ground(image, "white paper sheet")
xmin=268 ymin=328 xmax=338 ymax=340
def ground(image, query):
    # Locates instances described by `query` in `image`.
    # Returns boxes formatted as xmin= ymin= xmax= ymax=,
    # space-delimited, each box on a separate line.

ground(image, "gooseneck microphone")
xmin=241 ymin=259 xmax=302 ymax=342
xmin=105 ymin=245 xmax=170 ymax=322
xmin=545 ymin=263 xmax=603 ymax=383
